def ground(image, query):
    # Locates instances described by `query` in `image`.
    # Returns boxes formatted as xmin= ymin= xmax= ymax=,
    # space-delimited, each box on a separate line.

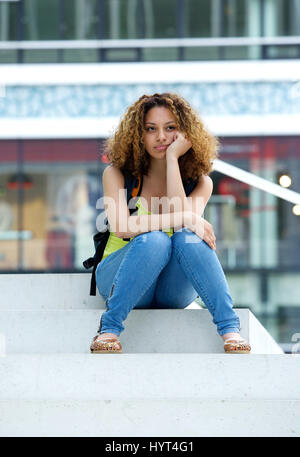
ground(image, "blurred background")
xmin=0 ymin=0 xmax=300 ymax=350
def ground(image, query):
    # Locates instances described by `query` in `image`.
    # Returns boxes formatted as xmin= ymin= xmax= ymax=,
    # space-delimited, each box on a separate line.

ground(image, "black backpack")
xmin=83 ymin=170 xmax=198 ymax=296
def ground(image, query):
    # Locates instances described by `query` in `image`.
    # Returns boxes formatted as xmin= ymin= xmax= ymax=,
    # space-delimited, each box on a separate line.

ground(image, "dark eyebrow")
xmin=144 ymin=121 xmax=176 ymax=125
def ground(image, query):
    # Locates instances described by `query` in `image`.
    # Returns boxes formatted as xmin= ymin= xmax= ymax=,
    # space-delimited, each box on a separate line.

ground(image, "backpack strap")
xmin=122 ymin=174 xmax=143 ymax=241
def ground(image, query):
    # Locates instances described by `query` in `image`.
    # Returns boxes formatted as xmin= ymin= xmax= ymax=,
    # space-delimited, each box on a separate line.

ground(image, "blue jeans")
xmin=95 ymin=229 xmax=240 ymax=337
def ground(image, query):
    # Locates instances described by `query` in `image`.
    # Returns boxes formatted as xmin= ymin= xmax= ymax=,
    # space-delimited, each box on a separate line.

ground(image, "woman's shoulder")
xmin=103 ymin=165 xmax=135 ymax=181
xmin=103 ymin=165 xmax=138 ymax=194
xmin=183 ymin=174 xmax=213 ymax=195
xmin=201 ymin=174 xmax=213 ymax=188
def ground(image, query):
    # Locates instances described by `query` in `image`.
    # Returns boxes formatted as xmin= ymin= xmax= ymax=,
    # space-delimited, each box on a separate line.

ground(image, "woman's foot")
xmin=90 ymin=332 xmax=122 ymax=353
xmin=221 ymin=332 xmax=251 ymax=353
xmin=97 ymin=332 xmax=121 ymax=350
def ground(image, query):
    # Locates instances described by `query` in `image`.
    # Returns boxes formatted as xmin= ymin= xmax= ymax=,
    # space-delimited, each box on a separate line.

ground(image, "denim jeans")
xmin=95 ymin=228 xmax=240 ymax=337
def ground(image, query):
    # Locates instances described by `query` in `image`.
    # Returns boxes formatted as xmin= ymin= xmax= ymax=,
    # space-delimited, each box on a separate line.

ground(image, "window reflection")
xmin=0 ymin=139 xmax=106 ymax=272
xmin=0 ymin=137 xmax=299 ymax=272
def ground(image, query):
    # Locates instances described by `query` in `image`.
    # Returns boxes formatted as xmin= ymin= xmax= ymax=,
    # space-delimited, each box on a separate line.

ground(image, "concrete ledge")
xmin=0 ymin=273 xmax=104 ymax=310
xmin=0 ymin=354 xmax=299 ymax=401
xmin=0 ymin=309 xmax=283 ymax=354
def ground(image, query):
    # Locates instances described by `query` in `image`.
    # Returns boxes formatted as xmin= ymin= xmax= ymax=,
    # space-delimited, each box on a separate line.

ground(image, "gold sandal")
xmin=224 ymin=338 xmax=251 ymax=354
xmin=90 ymin=335 xmax=122 ymax=354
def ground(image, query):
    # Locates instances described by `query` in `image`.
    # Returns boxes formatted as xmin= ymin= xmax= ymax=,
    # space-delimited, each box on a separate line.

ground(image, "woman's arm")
xmin=118 ymin=211 xmax=192 ymax=239
xmin=166 ymin=156 xmax=216 ymax=250
xmin=166 ymin=155 xmax=213 ymax=216
xmin=102 ymin=164 xmax=193 ymax=239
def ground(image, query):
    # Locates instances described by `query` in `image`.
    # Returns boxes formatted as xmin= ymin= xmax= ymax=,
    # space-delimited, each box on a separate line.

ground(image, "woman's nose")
xmin=156 ymin=128 xmax=167 ymax=142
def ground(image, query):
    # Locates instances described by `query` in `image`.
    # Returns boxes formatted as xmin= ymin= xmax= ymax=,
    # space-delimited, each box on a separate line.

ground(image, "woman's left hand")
xmin=166 ymin=132 xmax=192 ymax=160
xmin=202 ymin=218 xmax=216 ymax=250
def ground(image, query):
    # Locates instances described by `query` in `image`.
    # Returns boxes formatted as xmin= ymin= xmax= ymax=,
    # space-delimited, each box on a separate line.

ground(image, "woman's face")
xmin=143 ymin=106 xmax=178 ymax=158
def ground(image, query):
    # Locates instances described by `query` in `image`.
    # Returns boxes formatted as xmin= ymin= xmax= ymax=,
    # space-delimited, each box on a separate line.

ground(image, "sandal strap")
xmin=94 ymin=335 xmax=119 ymax=342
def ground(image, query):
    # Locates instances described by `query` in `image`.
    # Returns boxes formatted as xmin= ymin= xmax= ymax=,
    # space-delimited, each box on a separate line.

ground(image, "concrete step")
xmin=0 ymin=272 xmax=200 ymax=310
xmin=0 ymin=272 xmax=294 ymax=437
xmin=0 ymin=353 xmax=299 ymax=437
xmin=0 ymin=273 xmax=104 ymax=310
xmin=0 ymin=308 xmax=283 ymax=354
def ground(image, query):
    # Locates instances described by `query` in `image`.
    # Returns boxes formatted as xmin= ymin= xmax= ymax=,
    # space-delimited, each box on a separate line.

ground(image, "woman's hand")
xmin=201 ymin=218 xmax=216 ymax=250
xmin=166 ymin=132 xmax=192 ymax=160
xmin=186 ymin=212 xmax=216 ymax=250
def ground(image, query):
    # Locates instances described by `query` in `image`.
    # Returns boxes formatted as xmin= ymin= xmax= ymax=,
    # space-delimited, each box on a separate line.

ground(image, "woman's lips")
xmin=155 ymin=145 xmax=169 ymax=150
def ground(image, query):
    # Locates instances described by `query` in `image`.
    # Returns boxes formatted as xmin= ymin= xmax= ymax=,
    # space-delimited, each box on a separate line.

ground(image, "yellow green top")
xmin=101 ymin=197 xmax=174 ymax=260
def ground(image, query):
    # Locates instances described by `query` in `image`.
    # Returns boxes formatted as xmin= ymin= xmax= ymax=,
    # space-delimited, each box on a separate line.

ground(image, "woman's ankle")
xmin=221 ymin=332 xmax=241 ymax=342
xmin=98 ymin=332 xmax=119 ymax=339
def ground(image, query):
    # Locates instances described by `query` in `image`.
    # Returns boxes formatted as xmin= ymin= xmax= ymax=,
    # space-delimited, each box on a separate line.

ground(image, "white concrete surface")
xmin=0 ymin=354 xmax=299 ymax=437
xmin=1 ymin=399 xmax=299 ymax=437
xmin=0 ymin=273 xmax=104 ymax=309
xmin=1 ymin=272 xmax=297 ymax=437
xmin=1 ymin=354 xmax=298 ymax=400
xmin=2 ymin=61 xmax=300 ymax=85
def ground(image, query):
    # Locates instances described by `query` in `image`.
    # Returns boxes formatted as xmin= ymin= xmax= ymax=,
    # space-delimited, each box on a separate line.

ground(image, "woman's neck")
xmin=146 ymin=158 xmax=167 ymax=183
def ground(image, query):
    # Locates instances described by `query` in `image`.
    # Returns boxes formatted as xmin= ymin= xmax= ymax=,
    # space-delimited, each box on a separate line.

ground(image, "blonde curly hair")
xmin=104 ymin=92 xmax=219 ymax=182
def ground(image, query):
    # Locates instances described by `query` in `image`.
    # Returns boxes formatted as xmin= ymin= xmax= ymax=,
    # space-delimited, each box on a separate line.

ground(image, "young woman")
xmin=90 ymin=93 xmax=251 ymax=354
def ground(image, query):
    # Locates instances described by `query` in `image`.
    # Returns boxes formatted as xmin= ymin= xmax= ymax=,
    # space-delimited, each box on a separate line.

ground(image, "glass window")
xmin=23 ymin=49 xmax=59 ymax=63
xmin=264 ymin=0 xmax=300 ymax=36
xmin=0 ymin=0 xmax=18 ymax=40
xmin=183 ymin=0 xmax=213 ymax=38
xmin=0 ymin=139 xmax=107 ymax=272
xmin=63 ymin=48 xmax=99 ymax=63
xmin=23 ymin=0 xmax=59 ymax=40
xmin=104 ymin=48 xmax=139 ymax=62
xmin=265 ymin=45 xmax=300 ymax=59
xmin=143 ymin=0 xmax=177 ymax=39
xmin=0 ymin=141 xmax=18 ymax=270
xmin=222 ymin=0 xmax=249 ymax=37
xmin=212 ymin=136 xmax=300 ymax=270
xmin=222 ymin=45 xmax=256 ymax=60
xmin=0 ymin=50 xmax=18 ymax=64
xmin=62 ymin=0 xmax=99 ymax=40
xmin=104 ymin=0 xmax=140 ymax=39
xmin=184 ymin=46 xmax=219 ymax=60
xmin=143 ymin=47 xmax=178 ymax=61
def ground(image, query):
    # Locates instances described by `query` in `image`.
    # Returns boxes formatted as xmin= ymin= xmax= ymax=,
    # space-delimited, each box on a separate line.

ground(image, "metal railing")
xmin=1 ymin=36 xmax=300 ymax=62
xmin=213 ymin=159 xmax=300 ymax=206
xmin=1 ymin=36 xmax=300 ymax=50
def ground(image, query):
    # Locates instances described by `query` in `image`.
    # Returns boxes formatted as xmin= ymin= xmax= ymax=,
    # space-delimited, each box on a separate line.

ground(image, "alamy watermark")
xmin=95 ymin=191 xmax=207 ymax=243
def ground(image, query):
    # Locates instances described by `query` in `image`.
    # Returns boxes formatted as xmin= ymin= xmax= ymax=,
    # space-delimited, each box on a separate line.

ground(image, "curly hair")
xmin=104 ymin=92 xmax=219 ymax=182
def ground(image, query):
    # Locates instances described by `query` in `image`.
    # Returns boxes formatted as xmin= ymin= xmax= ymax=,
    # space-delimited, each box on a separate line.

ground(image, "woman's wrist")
xmin=166 ymin=153 xmax=178 ymax=163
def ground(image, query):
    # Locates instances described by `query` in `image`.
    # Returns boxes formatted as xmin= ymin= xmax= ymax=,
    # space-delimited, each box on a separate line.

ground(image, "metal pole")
xmin=177 ymin=0 xmax=185 ymax=61
xmin=98 ymin=0 xmax=105 ymax=61
xmin=58 ymin=0 xmax=64 ymax=62
xmin=17 ymin=0 xmax=24 ymax=63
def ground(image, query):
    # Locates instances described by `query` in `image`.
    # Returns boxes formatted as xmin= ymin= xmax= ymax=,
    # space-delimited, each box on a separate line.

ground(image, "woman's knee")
xmin=172 ymin=228 xmax=202 ymax=249
xmin=133 ymin=230 xmax=172 ymax=259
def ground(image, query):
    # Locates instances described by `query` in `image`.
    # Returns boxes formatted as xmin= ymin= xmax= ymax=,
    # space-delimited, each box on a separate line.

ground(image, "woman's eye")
xmin=145 ymin=126 xmax=176 ymax=132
